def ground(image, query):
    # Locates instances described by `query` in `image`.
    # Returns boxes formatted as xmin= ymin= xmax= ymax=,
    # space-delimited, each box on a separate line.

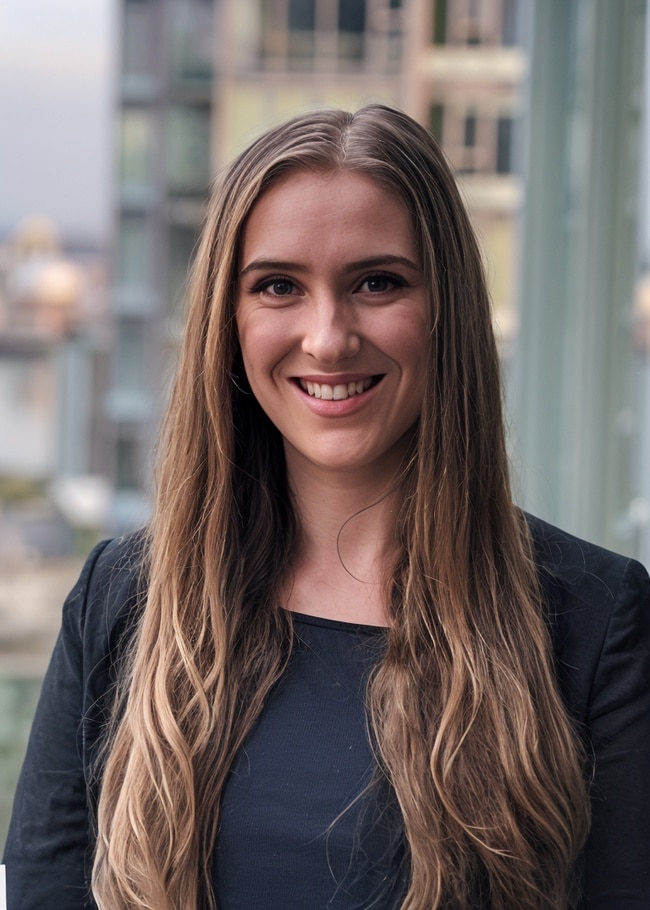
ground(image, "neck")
xmin=283 ymin=449 xmax=406 ymax=626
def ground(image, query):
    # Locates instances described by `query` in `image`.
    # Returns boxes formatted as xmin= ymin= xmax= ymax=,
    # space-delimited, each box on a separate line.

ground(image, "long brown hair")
xmin=92 ymin=106 xmax=590 ymax=909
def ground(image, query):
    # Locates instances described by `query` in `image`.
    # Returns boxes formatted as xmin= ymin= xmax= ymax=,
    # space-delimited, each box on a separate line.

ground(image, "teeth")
xmin=300 ymin=378 xmax=372 ymax=400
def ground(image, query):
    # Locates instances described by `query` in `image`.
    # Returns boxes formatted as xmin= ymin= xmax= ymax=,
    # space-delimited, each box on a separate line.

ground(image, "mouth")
xmin=296 ymin=376 xmax=381 ymax=401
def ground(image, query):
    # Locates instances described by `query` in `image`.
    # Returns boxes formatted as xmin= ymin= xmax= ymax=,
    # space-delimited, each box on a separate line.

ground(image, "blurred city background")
xmin=1 ymin=0 xmax=649 ymax=847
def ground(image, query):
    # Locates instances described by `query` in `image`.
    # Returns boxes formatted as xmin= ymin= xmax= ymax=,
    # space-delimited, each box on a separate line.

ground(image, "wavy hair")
xmin=92 ymin=105 xmax=590 ymax=909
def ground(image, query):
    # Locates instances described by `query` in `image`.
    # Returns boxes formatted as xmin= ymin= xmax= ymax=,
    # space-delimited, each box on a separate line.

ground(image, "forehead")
xmin=240 ymin=168 xmax=418 ymax=260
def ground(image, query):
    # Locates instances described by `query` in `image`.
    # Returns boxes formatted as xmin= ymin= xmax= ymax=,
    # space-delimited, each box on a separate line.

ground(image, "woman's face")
xmin=235 ymin=168 xmax=428 ymax=482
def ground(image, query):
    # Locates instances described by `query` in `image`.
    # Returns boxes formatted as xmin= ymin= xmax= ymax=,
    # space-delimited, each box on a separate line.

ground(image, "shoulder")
xmin=525 ymin=512 xmax=646 ymax=596
xmin=525 ymin=512 xmax=648 ymax=623
xmin=62 ymin=529 xmax=149 ymax=670
xmin=80 ymin=530 xmax=148 ymax=618
xmin=524 ymin=513 xmax=650 ymax=718
xmin=69 ymin=532 xmax=150 ymax=767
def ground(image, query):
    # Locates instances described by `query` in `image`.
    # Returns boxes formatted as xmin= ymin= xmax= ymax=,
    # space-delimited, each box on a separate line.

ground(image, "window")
xmin=287 ymin=0 xmax=316 ymax=63
xmin=259 ymin=0 xmax=398 ymax=70
xmin=116 ymin=317 xmax=146 ymax=391
xmin=464 ymin=113 xmax=477 ymax=148
xmin=167 ymin=224 xmax=199 ymax=315
xmin=338 ymin=0 xmax=365 ymax=61
xmin=501 ymin=0 xmax=518 ymax=46
xmin=435 ymin=107 xmax=515 ymax=175
xmin=433 ymin=0 xmax=447 ymax=44
xmin=289 ymin=0 xmax=316 ymax=30
xmin=119 ymin=108 xmax=155 ymax=189
xmin=116 ymin=434 xmax=141 ymax=491
xmin=429 ymin=103 xmax=444 ymax=142
xmin=439 ymin=0 xmax=506 ymax=47
xmin=118 ymin=214 xmax=151 ymax=287
xmin=496 ymin=116 xmax=513 ymax=174
xmin=168 ymin=0 xmax=215 ymax=87
xmin=123 ymin=0 xmax=157 ymax=81
xmin=166 ymin=104 xmax=211 ymax=195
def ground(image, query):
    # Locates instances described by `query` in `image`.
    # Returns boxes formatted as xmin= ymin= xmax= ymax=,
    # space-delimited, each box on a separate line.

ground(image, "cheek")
xmin=383 ymin=310 xmax=428 ymax=365
xmin=236 ymin=312 xmax=263 ymax=374
xmin=391 ymin=314 xmax=429 ymax=416
xmin=237 ymin=313 xmax=289 ymax=387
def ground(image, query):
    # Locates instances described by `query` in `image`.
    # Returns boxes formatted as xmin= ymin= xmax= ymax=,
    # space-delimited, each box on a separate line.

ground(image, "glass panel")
xmin=167 ymin=224 xmax=198 ymax=314
xmin=116 ymin=435 xmax=140 ymax=490
xmin=116 ymin=318 xmax=146 ymax=390
xmin=119 ymin=108 xmax=154 ymax=189
xmin=429 ymin=103 xmax=444 ymax=142
xmin=338 ymin=0 xmax=365 ymax=61
xmin=122 ymin=0 xmax=156 ymax=79
xmin=166 ymin=104 xmax=211 ymax=195
xmin=464 ymin=113 xmax=477 ymax=148
xmin=433 ymin=0 xmax=447 ymax=45
xmin=168 ymin=0 xmax=214 ymax=88
xmin=289 ymin=0 xmax=315 ymax=30
xmin=497 ymin=116 xmax=513 ymax=174
xmin=501 ymin=0 xmax=517 ymax=45
xmin=288 ymin=0 xmax=315 ymax=63
xmin=118 ymin=214 xmax=151 ymax=287
xmin=338 ymin=0 xmax=365 ymax=33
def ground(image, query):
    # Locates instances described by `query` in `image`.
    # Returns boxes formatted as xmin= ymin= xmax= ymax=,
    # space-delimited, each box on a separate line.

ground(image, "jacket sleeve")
xmin=580 ymin=556 xmax=650 ymax=908
xmin=2 ymin=540 xmax=113 ymax=910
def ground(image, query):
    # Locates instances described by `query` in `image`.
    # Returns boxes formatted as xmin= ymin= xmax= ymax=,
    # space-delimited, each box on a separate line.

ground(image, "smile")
xmin=298 ymin=377 xmax=374 ymax=400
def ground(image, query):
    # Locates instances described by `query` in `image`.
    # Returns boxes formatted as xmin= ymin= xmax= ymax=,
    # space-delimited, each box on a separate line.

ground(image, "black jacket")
xmin=3 ymin=516 xmax=650 ymax=908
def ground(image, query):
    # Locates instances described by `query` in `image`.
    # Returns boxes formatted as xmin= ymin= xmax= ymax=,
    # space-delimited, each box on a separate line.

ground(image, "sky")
xmin=0 ymin=0 xmax=115 ymax=244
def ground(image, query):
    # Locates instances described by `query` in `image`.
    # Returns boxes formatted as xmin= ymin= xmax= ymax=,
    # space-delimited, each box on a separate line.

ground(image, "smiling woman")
xmin=3 ymin=106 xmax=650 ymax=910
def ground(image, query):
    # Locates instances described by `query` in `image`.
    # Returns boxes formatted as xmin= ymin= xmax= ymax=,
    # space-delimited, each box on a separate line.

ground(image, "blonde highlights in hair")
xmin=92 ymin=106 xmax=590 ymax=909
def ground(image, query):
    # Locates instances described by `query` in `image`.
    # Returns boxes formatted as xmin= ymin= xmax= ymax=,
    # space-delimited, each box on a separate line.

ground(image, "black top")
xmin=3 ymin=515 xmax=650 ymax=908
xmin=214 ymin=614 xmax=407 ymax=909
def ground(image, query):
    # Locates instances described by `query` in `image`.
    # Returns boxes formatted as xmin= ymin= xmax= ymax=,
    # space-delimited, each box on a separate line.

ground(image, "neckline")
xmin=289 ymin=610 xmax=388 ymax=635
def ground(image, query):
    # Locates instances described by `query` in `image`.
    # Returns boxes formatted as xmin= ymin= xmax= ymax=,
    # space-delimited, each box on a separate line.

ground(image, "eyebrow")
xmin=238 ymin=254 xmax=422 ymax=279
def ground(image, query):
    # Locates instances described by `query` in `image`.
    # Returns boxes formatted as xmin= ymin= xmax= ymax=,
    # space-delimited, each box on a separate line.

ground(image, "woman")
xmin=4 ymin=105 xmax=649 ymax=909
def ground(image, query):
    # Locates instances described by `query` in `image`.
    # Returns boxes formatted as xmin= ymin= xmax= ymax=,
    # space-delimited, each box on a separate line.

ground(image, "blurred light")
xmin=634 ymin=273 xmax=650 ymax=354
xmin=49 ymin=475 xmax=111 ymax=528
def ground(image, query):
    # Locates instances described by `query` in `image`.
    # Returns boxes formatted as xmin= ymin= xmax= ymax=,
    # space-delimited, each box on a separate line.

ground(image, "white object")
xmin=0 ymin=864 xmax=6 ymax=910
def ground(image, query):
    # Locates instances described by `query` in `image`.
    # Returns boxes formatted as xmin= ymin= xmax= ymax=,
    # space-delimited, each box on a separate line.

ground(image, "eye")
xmin=359 ymin=273 xmax=405 ymax=294
xmin=257 ymin=277 xmax=296 ymax=297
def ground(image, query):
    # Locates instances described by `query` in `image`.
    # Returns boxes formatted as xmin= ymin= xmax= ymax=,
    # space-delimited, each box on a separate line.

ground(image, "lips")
xmin=298 ymin=377 xmax=373 ymax=400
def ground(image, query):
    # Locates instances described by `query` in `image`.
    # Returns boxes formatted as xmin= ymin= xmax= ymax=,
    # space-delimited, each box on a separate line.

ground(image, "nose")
xmin=301 ymin=295 xmax=361 ymax=363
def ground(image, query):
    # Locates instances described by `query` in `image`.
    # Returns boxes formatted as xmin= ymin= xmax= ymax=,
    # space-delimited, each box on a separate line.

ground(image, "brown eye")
xmin=366 ymin=276 xmax=390 ymax=292
xmin=360 ymin=274 xmax=403 ymax=293
xmin=265 ymin=279 xmax=295 ymax=296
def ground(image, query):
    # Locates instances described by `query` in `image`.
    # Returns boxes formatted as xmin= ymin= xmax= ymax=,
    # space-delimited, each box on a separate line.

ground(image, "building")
xmin=214 ymin=0 xmax=404 ymax=163
xmin=402 ymin=0 xmax=526 ymax=351
xmin=109 ymin=0 xmax=216 ymax=529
